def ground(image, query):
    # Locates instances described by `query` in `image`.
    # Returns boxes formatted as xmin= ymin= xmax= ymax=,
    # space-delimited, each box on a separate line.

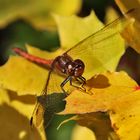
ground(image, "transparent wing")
xmin=65 ymin=8 xmax=134 ymax=54
xmin=65 ymin=9 xmax=134 ymax=79
xmin=31 ymin=68 xmax=71 ymax=127
xmin=30 ymin=100 xmax=44 ymax=128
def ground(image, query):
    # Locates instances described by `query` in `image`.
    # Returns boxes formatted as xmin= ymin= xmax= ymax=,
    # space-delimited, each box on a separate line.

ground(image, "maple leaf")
xmin=60 ymin=71 xmax=140 ymax=140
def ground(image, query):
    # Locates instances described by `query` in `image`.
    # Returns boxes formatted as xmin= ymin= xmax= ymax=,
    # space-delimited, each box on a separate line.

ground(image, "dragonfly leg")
xmin=75 ymin=76 xmax=86 ymax=91
xmin=69 ymin=77 xmax=80 ymax=89
xmin=69 ymin=76 xmax=86 ymax=92
xmin=61 ymin=76 xmax=87 ymax=94
xmin=78 ymin=76 xmax=93 ymax=95
xmin=79 ymin=76 xmax=86 ymax=87
xmin=60 ymin=76 xmax=72 ymax=93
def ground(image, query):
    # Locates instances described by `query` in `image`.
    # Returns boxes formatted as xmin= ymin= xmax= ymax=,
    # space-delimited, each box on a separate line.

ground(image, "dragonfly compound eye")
xmin=74 ymin=59 xmax=85 ymax=77
xmin=74 ymin=66 xmax=84 ymax=77
xmin=74 ymin=59 xmax=85 ymax=68
xmin=66 ymin=62 xmax=75 ymax=76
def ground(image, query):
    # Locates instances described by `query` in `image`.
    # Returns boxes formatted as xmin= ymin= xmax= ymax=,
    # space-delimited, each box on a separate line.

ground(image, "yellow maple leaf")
xmin=60 ymin=71 xmax=140 ymax=139
xmin=54 ymin=11 xmax=104 ymax=48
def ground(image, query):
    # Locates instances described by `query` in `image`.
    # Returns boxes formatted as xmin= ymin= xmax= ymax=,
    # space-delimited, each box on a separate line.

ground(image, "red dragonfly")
xmin=13 ymin=8 xmax=135 ymax=128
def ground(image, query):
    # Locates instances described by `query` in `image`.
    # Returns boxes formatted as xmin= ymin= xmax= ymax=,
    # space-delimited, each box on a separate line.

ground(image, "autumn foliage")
xmin=0 ymin=0 xmax=140 ymax=140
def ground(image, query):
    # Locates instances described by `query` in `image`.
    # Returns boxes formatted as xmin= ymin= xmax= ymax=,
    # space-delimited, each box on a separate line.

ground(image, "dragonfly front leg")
xmin=61 ymin=76 xmax=87 ymax=94
xmin=69 ymin=76 xmax=86 ymax=92
xmin=76 ymin=76 xmax=86 ymax=92
xmin=60 ymin=76 xmax=72 ymax=93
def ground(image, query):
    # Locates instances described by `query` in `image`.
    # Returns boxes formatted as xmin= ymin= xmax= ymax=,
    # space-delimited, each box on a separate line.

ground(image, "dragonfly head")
xmin=73 ymin=59 xmax=85 ymax=77
xmin=66 ymin=59 xmax=85 ymax=77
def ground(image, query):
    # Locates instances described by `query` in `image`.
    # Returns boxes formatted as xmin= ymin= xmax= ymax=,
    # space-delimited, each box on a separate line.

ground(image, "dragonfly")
xmin=13 ymin=8 xmax=135 ymax=128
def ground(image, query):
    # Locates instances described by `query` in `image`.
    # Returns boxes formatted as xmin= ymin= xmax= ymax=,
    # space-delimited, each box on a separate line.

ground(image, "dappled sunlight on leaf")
xmin=0 ymin=88 xmax=46 ymax=140
xmin=0 ymin=88 xmax=10 ymax=104
xmin=0 ymin=104 xmax=46 ymax=140
xmin=0 ymin=88 xmax=35 ymax=120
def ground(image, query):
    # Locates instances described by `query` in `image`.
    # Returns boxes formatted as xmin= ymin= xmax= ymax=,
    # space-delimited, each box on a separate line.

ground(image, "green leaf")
xmin=33 ymin=93 xmax=66 ymax=128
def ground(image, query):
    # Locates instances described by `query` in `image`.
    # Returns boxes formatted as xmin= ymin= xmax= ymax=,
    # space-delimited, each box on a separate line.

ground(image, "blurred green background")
xmin=0 ymin=0 xmax=139 ymax=140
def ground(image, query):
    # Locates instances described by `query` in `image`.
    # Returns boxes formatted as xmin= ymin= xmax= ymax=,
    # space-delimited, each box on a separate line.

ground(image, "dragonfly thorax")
xmin=54 ymin=54 xmax=85 ymax=77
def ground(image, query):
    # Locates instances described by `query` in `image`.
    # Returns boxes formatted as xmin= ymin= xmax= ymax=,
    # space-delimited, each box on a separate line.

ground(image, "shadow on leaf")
xmin=86 ymin=74 xmax=110 ymax=88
